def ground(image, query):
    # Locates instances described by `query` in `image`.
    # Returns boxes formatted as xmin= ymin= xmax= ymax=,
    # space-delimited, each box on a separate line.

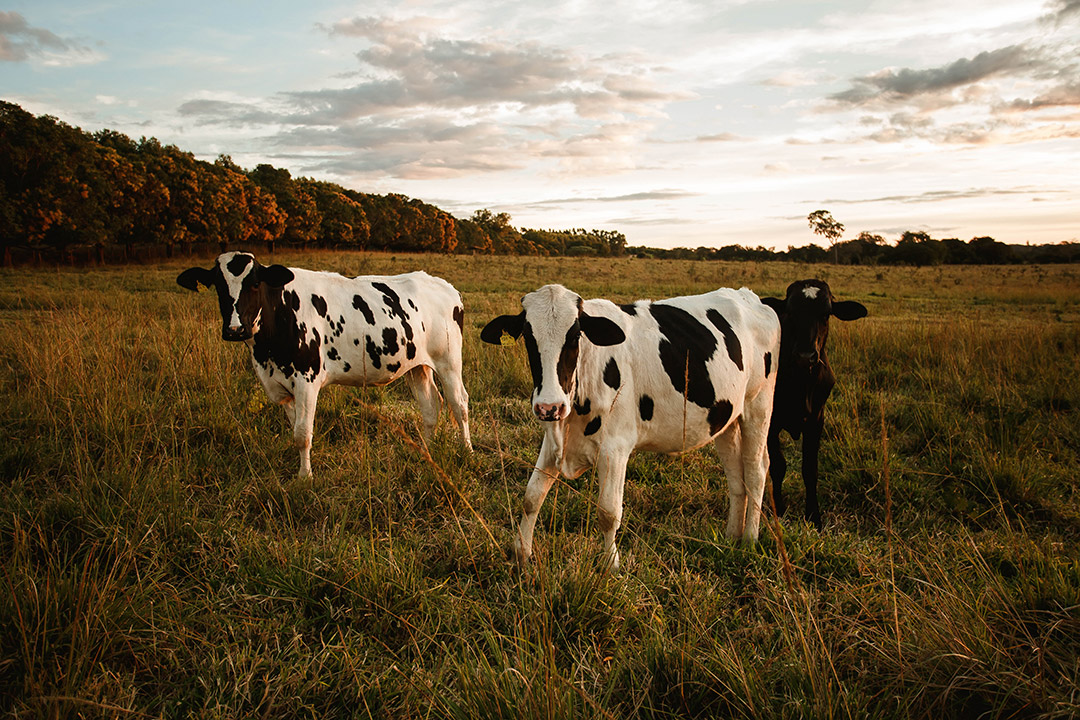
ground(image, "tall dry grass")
xmin=1 ymin=254 xmax=1077 ymax=718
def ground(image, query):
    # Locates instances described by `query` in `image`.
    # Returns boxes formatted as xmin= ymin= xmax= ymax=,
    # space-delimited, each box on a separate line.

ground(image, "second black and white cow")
xmin=177 ymin=252 xmax=471 ymax=477
xmin=761 ymin=279 xmax=867 ymax=528
xmin=482 ymin=284 xmax=780 ymax=570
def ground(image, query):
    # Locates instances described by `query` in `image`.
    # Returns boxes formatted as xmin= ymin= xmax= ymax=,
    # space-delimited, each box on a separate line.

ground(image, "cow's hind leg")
xmin=431 ymin=356 xmax=472 ymax=451
xmin=714 ymin=422 xmax=747 ymax=539
xmin=737 ymin=389 xmax=773 ymax=543
xmin=405 ymin=365 xmax=442 ymax=447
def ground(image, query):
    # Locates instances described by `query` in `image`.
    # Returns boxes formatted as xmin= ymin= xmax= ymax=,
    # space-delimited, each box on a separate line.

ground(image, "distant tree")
xmin=808 ymin=210 xmax=845 ymax=263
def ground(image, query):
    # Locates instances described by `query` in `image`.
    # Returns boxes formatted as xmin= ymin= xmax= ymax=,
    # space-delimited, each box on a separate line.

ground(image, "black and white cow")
xmin=761 ymin=279 xmax=867 ymax=528
xmin=177 ymin=252 xmax=471 ymax=477
xmin=482 ymin=284 xmax=780 ymax=570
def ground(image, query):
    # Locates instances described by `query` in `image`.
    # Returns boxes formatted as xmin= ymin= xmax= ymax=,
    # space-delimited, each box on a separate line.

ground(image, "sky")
xmin=2 ymin=0 xmax=1078 ymax=250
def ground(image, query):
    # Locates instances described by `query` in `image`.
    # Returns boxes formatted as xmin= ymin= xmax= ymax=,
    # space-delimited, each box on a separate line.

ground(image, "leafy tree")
xmin=808 ymin=209 xmax=845 ymax=263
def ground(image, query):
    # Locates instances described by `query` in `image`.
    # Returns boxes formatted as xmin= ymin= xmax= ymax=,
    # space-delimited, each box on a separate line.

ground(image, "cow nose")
xmin=222 ymin=325 xmax=248 ymax=341
xmin=797 ymin=350 xmax=819 ymax=365
xmin=534 ymin=402 xmax=567 ymax=421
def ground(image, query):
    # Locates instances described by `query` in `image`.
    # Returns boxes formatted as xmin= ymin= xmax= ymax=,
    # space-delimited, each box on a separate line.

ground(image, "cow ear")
xmin=761 ymin=296 xmax=786 ymax=318
xmin=259 ymin=264 xmax=294 ymax=288
xmin=481 ymin=313 xmax=525 ymax=345
xmin=580 ymin=312 xmax=625 ymax=346
xmin=832 ymin=300 xmax=867 ymax=321
xmin=176 ymin=267 xmax=214 ymax=291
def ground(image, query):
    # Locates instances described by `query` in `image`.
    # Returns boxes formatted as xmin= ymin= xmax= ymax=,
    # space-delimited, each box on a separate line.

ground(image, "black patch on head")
xmin=708 ymin=400 xmax=734 ymax=436
xmin=311 ymin=294 xmax=328 ymax=318
xmin=574 ymin=397 xmax=592 ymax=416
xmin=584 ymin=416 xmax=602 ymax=436
xmin=603 ymin=357 xmax=621 ymax=390
xmin=352 ymin=295 xmax=376 ymax=325
xmin=639 ymin=395 xmax=654 ymax=421
xmin=522 ymin=322 xmax=544 ymax=394
xmin=650 ymin=304 xmax=717 ymax=409
xmin=619 ymin=303 xmax=637 ymax=316
xmin=764 ymin=352 xmax=772 ymax=378
xmin=226 ymin=254 xmax=252 ymax=276
xmin=556 ymin=322 xmax=582 ymax=394
xmin=453 ymin=305 xmax=465 ymax=332
xmin=706 ymin=309 xmax=744 ymax=371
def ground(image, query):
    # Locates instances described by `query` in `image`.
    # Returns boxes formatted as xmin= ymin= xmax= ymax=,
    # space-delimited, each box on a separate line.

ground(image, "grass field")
xmin=1 ymin=252 xmax=1078 ymax=718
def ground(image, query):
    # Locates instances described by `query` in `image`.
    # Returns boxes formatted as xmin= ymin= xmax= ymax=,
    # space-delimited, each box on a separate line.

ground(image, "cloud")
xmin=830 ymin=46 xmax=1042 ymax=107
xmin=1044 ymin=0 xmax=1080 ymax=24
xmin=522 ymin=189 xmax=700 ymax=208
xmin=0 ymin=11 xmax=99 ymax=65
xmin=177 ymin=15 xmax=692 ymax=179
xmin=696 ymin=132 xmax=743 ymax=142
xmin=285 ymin=16 xmax=691 ymax=122
xmin=1000 ymin=81 xmax=1080 ymax=111
xmin=819 ymin=186 xmax=1066 ymax=205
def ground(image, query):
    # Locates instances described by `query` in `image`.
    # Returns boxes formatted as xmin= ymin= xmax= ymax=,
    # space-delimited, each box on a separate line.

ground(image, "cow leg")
xmin=514 ymin=434 xmax=560 ymax=566
xmin=767 ymin=429 xmax=787 ymax=517
xmin=254 ymin=369 xmax=296 ymax=424
xmin=596 ymin=448 xmax=631 ymax=572
xmin=431 ymin=357 xmax=472 ymax=451
xmin=292 ymin=383 xmax=320 ymax=479
xmin=802 ymin=413 xmax=825 ymax=529
xmin=713 ymin=422 xmax=747 ymax=539
xmin=405 ymin=365 xmax=442 ymax=447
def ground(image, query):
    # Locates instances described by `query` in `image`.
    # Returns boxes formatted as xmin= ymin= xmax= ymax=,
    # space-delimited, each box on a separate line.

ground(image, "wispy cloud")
xmin=178 ymin=14 xmax=692 ymax=179
xmin=829 ymin=46 xmax=1042 ymax=107
xmin=820 ymin=186 xmax=1066 ymax=205
xmin=0 ymin=11 xmax=100 ymax=66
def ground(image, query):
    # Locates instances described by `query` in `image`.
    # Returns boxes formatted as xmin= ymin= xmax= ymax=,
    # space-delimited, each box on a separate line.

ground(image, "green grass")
xmin=1 ymin=253 xmax=1078 ymax=718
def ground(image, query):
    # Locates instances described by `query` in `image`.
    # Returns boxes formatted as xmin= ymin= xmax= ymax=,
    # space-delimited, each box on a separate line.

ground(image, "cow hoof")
xmin=510 ymin=538 xmax=532 ymax=567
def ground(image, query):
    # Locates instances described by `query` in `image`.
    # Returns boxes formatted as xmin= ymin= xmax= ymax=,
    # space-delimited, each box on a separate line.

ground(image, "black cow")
xmin=762 ymin=279 xmax=867 ymax=528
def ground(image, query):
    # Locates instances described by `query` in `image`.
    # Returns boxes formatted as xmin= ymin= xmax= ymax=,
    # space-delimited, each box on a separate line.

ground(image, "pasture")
xmin=1 ymin=253 xmax=1078 ymax=718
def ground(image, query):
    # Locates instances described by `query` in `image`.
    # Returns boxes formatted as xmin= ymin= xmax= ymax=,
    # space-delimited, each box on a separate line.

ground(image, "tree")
xmin=808 ymin=210 xmax=844 ymax=263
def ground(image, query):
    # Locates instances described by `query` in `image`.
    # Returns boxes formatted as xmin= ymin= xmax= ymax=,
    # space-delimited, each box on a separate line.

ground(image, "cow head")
xmin=176 ymin=252 xmax=294 ymax=341
xmin=762 ymin=279 xmax=866 ymax=368
xmin=482 ymin=284 xmax=625 ymax=422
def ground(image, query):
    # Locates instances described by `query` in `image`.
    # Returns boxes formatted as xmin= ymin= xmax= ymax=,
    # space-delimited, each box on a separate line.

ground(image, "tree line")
xmin=1 ymin=101 xmax=1076 ymax=266
xmin=0 ymin=102 xmax=626 ymax=265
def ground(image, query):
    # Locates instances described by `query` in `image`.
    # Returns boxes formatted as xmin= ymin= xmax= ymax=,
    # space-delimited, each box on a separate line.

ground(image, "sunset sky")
xmin=3 ymin=1 xmax=1078 ymax=249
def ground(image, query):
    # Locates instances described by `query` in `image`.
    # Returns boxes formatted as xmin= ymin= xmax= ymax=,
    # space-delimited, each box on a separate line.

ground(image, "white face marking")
xmin=218 ymin=252 xmax=255 ymax=329
xmin=802 ymin=286 xmax=820 ymax=299
xmin=521 ymin=284 xmax=580 ymax=411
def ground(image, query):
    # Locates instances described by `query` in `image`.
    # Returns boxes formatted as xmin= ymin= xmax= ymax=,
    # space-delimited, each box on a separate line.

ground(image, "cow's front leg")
xmin=802 ymin=411 xmax=825 ymax=529
xmin=596 ymin=447 xmax=631 ymax=572
xmin=515 ymin=433 xmax=560 ymax=566
xmin=767 ymin=429 xmax=787 ymax=517
xmin=292 ymin=383 xmax=320 ymax=478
